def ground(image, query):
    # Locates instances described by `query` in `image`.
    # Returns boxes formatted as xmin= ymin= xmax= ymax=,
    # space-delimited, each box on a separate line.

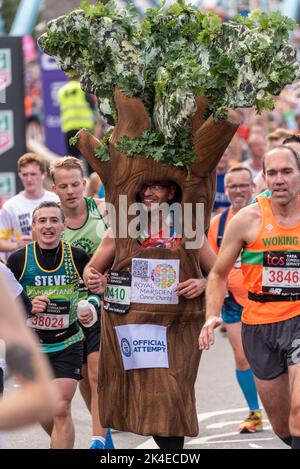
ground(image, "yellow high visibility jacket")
xmin=57 ymin=81 xmax=94 ymax=133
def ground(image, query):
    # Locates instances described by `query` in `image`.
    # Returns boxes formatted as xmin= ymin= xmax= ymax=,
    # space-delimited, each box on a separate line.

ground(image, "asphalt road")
xmin=3 ymin=328 xmax=287 ymax=450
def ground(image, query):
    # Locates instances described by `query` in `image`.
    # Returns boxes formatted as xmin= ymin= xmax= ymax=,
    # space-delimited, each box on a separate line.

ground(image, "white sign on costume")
xmin=131 ymin=258 xmax=180 ymax=305
xmin=115 ymin=324 xmax=169 ymax=371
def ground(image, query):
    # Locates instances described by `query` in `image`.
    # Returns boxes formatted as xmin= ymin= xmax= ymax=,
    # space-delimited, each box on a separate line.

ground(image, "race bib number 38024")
xmin=262 ymin=251 xmax=300 ymax=294
xmin=27 ymin=300 xmax=70 ymax=330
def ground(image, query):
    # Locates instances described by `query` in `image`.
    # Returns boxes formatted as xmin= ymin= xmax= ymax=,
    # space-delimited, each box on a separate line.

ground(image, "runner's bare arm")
xmin=199 ymin=234 xmax=217 ymax=274
xmin=83 ymin=228 xmax=115 ymax=293
xmin=0 ymin=273 xmax=57 ymax=429
xmin=199 ymin=212 xmax=248 ymax=351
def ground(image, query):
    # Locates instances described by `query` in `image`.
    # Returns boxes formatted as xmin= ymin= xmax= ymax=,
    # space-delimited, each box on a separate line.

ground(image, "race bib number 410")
xmin=262 ymin=251 xmax=300 ymax=294
xmin=103 ymin=271 xmax=131 ymax=315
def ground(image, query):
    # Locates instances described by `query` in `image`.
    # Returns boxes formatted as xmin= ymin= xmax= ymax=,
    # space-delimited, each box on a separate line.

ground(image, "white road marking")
xmin=249 ymin=443 xmax=263 ymax=448
xmin=187 ymin=432 xmax=273 ymax=445
xmin=207 ymin=420 xmax=270 ymax=430
xmin=198 ymin=407 xmax=248 ymax=421
xmin=135 ymin=407 xmax=273 ymax=449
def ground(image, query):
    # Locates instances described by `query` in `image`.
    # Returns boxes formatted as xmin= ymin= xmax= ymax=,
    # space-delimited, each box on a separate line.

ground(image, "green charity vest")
xmin=19 ymin=241 xmax=83 ymax=353
xmin=61 ymin=197 xmax=107 ymax=256
xmin=62 ymin=197 xmax=107 ymax=302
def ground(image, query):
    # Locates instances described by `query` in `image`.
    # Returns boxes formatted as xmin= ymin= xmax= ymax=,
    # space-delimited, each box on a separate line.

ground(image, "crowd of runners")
xmin=0 ymin=86 xmax=300 ymax=449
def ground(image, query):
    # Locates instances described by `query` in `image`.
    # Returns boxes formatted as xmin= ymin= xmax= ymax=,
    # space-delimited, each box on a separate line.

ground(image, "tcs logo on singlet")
xmin=265 ymin=254 xmax=285 ymax=266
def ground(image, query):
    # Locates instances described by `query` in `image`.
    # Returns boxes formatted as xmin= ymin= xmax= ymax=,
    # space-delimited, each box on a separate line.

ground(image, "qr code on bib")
xmin=132 ymin=259 xmax=149 ymax=279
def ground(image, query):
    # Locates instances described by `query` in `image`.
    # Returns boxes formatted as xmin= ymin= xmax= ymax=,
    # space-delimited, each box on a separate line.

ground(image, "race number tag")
xmin=27 ymin=300 xmax=70 ymax=330
xmin=103 ymin=271 xmax=131 ymax=315
xmin=131 ymin=258 xmax=180 ymax=305
xmin=262 ymin=251 xmax=300 ymax=294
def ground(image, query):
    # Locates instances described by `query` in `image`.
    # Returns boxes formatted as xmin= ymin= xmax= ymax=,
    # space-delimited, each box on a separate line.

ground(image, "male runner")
xmin=208 ymin=165 xmax=262 ymax=433
xmin=7 ymin=201 xmax=98 ymax=449
xmin=83 ymin=180 xmax=216 ymax=449
xmin=199 ymin=146 xmax=300 ymax=449
xmin=50 ymin=157 xmax=111 ymax=449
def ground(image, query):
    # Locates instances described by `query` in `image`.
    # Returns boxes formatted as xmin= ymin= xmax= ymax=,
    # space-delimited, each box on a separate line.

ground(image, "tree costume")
xmin=39 ymin=0 xmax=300 ymax=437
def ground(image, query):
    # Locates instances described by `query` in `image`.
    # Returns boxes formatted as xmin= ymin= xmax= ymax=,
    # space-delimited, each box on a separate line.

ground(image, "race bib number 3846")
xmin=262 ymin=251 xmax=300 ymax=294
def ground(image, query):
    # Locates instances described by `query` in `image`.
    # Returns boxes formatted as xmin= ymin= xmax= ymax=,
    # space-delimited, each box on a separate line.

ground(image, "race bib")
xmin=27 ymin=300 xmax=70 ymax=330
xmin=262 ymin=251 xmax=300 ymax=294
xmin=103 ymin=271 xmax=131 ymax=315
xmin=115 ymin=324 xmax=169 ymax=370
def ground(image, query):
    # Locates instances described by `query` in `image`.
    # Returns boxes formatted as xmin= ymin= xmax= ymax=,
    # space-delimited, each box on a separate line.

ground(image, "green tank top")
xmin=61 ymin=197 xmax=107 ymax=256
xmin=19 ymin=241 xmax=83 ymax=353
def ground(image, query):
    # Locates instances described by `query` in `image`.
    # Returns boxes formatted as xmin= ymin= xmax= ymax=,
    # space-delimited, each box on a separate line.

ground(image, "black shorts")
xmin=82 ymin=318 xmax=100 ymax=364
xmin=47 ymin=340 xmax=84 ymax=380
xmin=242 ymin=315 xmax=300 ymax=380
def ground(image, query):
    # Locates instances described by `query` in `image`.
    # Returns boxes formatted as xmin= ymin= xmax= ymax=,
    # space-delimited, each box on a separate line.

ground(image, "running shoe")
xmin=90 ymin=439 xmax=106 ymax=449
xmin=105 ymin=428 xmax=115 ymax=449
xmin=238 ymin=410 xmax=263 ymax=433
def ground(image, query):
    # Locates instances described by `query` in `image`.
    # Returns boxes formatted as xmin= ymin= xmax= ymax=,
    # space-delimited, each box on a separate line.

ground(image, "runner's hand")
xmin=16 ymin=236 xmax=32 ymax=248
xmin=31 ymin=296 xmax=50 ymax=314
xmin=174 ymin=278 xmax=207 ymax=299
xmin=85 ymin=267 xmax=107 ymax=294
xmin=77 ymin=309 xmax=94 ymax=325
xmin=198 ymin=316 xmax=223 ymax=350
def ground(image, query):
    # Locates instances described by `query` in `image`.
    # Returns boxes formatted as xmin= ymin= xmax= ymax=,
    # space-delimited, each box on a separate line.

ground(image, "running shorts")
xmin=221 ymin=292 xmax=243 ymax=324
xmin=47 ymin=340 xmax=84 ymax=380
xmin=242 ymin=315 xmax=300 ymax=380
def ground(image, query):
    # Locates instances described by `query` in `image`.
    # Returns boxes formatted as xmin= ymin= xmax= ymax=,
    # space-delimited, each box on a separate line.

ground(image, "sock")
xmin=235 ymin=368 xmax=259 ymax=411
xmin=292 ymin=436 xmax=300 ymax=449
xmin=279 ymin=435 xmax=292 ymax=447
xmin=92 ymin=435 xmax=106 ymax=445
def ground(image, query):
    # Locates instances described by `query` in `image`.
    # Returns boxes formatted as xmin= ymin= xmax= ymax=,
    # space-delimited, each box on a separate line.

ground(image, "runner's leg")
xmin=227 ymin=322 xmax=259 ymax=410
xmin=51 ymin=377 xmax=78 ymax=449
xmin=254 ymin=373 xmax=290 ymax=439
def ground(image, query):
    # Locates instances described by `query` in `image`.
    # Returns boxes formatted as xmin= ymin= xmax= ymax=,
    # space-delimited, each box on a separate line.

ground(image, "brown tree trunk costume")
xmin=78 ymin=89 xmax=238 ymax=436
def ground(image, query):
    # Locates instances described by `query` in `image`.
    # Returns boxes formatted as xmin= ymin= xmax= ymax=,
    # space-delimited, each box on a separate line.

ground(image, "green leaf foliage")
xmin=69 ymin=135 xmax=79 ymax=147
xmin=39 ymin=0 xmax=300 ymax=170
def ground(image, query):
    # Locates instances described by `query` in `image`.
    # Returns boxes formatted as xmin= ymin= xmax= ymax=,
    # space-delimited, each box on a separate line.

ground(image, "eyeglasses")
xmin=225 ymin=183 xmax=252 ymax=191
xmin=140 ymin=183 xmax=169 ymax=192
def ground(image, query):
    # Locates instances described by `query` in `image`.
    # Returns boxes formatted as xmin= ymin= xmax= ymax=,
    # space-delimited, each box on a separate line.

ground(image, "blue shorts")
xmin=221 ymin=292 xmax=243 ymax=324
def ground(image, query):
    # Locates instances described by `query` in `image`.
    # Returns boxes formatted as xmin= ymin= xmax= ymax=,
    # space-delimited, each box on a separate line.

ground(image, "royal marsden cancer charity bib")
xmin=115 ymin=324 xmax=169 ymax=370
xmin=131 ymin=258 xmax=180 ymax=305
